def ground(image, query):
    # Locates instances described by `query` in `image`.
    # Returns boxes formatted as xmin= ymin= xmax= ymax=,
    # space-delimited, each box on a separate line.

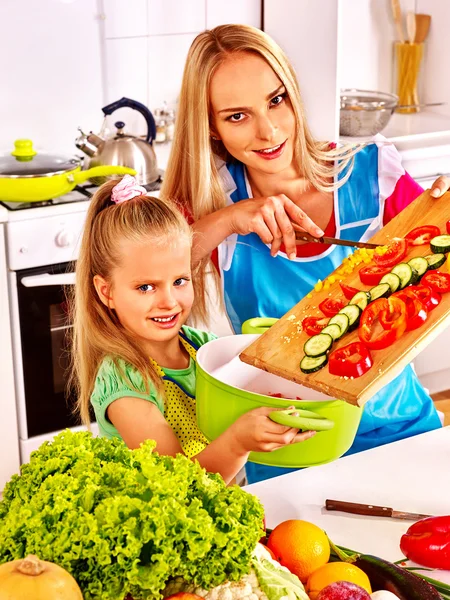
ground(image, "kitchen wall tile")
xmin=148 ymin=0 xmax=205 ymax=35
xmin=104 ymin=37 xmax=150 ymax=136
xmin=206 ymin=0 xmax=261 ymax=29
xmin=147 ymin=33 xmax=198 ymax=110
xmin=103 ymin=0 xmax=148 ymax=38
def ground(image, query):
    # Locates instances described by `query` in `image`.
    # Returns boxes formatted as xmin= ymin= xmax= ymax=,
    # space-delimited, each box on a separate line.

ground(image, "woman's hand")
xmin=430 ymin=175 xmax=450 ymax=198
xmin=229 ymin=195 xmax=324 ymax=260
xmin=228 ymin=406 xmax=316 ymax=454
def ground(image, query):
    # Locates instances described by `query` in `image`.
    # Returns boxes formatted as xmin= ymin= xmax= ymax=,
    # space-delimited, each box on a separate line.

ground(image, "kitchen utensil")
xmin=414 ymin=13 xmax=431 ymax=43
xmin=295 ymin=231 xmax=379 ymax=250
xmin=340 ymin=90 xmax=445 ymax=136
xmin=195 ymin=334 xmax=362 ymax=468
xmin=0 ymin=139 xmax=136 ymax=202
xmin=242 ymin=317 xmax=278 ymax=334
xmin=240 ymin=189 xmax=450 ymax=407
xmin=325 ymin=499 xmax=431 ymax=520
xmin=75 ymin=97 xmax=159 ymax=186
xmin=406 ymin=11 xmax=417 ymax=44
xmin=391 ymin=0 xmax=405 ymax=42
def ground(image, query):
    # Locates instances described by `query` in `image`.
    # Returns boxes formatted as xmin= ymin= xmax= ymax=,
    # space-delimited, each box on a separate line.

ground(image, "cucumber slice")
xmin=408 ymin=256 xmax=428 ymax=279
xmin=321 ymin=323 xmax=343 ymax=341
xmin=430 ymin=235 xmax=450 ymax=254
xmin=299 ymin=354 xmax=328 ymax=374
xmin=391 ymin=262 xmax=415 ymax=289
xmin=425 ymin=252 xmax=446 ymax=270
xmin=328 ymin=313 xmax=350 ymax=336
xmin=369 ymin=283 xmax=391 ymax=301
xmin=303 ymin=333 xmax=333 ymax=357
xmin=338 ymin=304 xmax=361 ymax=331
xmin=379 ymin=272 xmax=401 ymax=293
xmin=269 ymin=407 xmax=334 ymax=431
xmin=349 ymin=291 xmax=370 ymax=311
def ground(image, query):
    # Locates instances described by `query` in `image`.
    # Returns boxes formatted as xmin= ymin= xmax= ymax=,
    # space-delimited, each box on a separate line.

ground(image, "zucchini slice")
xmin=369 ymin=282 xmax=391 ymax=301
xmin=321 ymin=323 xmax=343 ymax=341
xmin=379 ymin=272 xmax=401 ymax=293
xmin=328 ymin=313 xmax=350 ymax=336
xmin=391 ymin=262 xmax=416 ymax=289
xmin=430 ymin=234 xmax=450 ymax=254
xmin=425 ymin=252 xmax=446 ymax=270
xmin=300 ymin=354 xmax=328 ymax=374
xmin=349 ymin=291 xmax=370 ymax=311
xmin=338 ymin=304 xmax=361 ymax=331
xmin=303 ymin=333 xmax=333 ymax=357
xmin=408 ymin=256 xmax=428 ymax=279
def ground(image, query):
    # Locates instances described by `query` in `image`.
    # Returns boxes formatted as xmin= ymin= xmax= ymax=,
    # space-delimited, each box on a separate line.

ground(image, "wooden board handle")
xmin=325 ymin=499 xmax=393 ymax=517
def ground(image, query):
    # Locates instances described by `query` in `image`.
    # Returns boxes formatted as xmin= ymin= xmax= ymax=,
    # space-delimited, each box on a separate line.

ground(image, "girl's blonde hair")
xmin=69 ymin=179 xmax=192 ymax=426
xmin=161 ymin=24 xmax=359 ymax=323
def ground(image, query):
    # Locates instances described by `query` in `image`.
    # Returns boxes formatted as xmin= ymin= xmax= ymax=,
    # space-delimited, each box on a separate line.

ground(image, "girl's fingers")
xmin=253 ymin=220 xmax=276 ymax=245
xmin=273 ymin=203 xmax=297 ymax=259
xmin=261 ymin=211 xmax=283 ymax=257
xmin=430 ymin=175 xmax=450 ymax=198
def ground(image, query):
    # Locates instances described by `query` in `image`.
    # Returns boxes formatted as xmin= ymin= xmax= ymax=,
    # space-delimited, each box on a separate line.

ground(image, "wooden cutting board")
xmin=240 ymin=190 xmax=450 ymax=406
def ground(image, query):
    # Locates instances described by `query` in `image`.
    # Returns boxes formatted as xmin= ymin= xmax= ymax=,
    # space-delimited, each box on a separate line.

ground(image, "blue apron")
xmin=218 ymin=145 xmax=441 ymax=484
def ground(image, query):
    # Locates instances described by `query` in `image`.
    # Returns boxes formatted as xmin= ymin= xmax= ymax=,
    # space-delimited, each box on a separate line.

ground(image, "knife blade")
xmin=295 ymin=232 xmax=379 ymax=250
xmin=325 ymin=499 xmax=431 ymax=521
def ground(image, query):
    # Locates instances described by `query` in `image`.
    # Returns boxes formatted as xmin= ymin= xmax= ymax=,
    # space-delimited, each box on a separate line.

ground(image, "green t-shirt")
xmin=90 ymin=325 xmax=217 ymax=440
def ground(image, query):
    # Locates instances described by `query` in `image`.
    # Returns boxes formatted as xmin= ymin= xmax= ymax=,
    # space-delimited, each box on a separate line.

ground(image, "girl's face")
xmin=95 ymin=235 xmax=194 ymax=351
xmin=209 ymin=52 xmax=296 ymax=176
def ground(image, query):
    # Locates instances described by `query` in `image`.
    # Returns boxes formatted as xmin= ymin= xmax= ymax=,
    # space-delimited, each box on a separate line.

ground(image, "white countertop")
xmin=244 ymin=427 xmax=450 ymax=584
xmin=0 ymin=205 xmax=8 ymax=223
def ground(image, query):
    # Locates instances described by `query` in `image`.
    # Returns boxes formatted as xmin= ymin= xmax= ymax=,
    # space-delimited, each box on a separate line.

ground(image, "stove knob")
xmin=55 ymin=230 xmax=75 ymax=248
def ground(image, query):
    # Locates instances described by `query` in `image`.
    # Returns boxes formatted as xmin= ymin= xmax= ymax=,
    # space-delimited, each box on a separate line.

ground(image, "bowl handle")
xmin=242 ymin=317 xmax=278 ymax=334
xmin=269 ymin=408 xmax=334 ymax=432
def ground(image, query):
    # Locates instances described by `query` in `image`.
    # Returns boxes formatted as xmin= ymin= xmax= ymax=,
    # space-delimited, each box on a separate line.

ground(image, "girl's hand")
xmin=228 ymin=406 xmax=316 ymax=455
xmin=430 ymin=175 xmax=450 ymax=198
xmin=229 ymin=195 xmax=324 ymax=260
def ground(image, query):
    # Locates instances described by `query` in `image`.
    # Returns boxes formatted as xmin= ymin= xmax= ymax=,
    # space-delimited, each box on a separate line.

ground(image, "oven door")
xmin=12 ymin=262 xmax=79 ymax=438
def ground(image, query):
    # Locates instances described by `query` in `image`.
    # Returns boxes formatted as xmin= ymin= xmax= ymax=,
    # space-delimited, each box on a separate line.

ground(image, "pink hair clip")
xmin=111 ymin=175 xmax=147 ymax=204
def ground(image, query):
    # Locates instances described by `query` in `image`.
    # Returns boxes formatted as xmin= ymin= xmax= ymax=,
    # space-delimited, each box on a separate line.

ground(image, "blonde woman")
xmin=162 ymin=24 xmax=448 ymax=483
xmin=70 ymin=175 xmax=315 ymax=485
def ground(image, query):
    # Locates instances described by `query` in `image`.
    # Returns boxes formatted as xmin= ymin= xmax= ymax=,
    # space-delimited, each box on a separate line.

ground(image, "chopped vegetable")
xmin=319 ymin=298 xmax=346 ymax=317
xmin=302 ymin=316 xmax=329 ymax=336
xmin=447 ymin=220 xmax=450 ymax=235
xmin=340 ymin=283 xmax=361 ymax=300
xmin=422 ymin=270 xmax=450 ymax=294
xmin=405 ymin=225 xmax=441 ymax=246
xmin=400 ymin=516 xmax=450 ymax=570
xmin=328 ymin=342 xmax=373 ymax=378
xmin=408 ymin=285 xmax=441 ymax=312
xmin=359 ymin=265 xmax=391 ymax=286
xmin=358 ymin=297 xmax=407 ymax=350
xmin=392 ymin=289 xmax=428 ymax=331
xmin=0 ymin=431 xmax=265 ymax=600
xmin=373 ymin=239 xmax=407 ymax=268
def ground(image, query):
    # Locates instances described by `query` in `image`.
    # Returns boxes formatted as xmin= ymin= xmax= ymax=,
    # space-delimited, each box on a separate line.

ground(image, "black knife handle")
xmin=325 ymin=499 xmax=393 ymax=517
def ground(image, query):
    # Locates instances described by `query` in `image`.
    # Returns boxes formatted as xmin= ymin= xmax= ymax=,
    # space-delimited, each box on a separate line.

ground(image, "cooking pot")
xmin=0 ymin=139 xmax=136 ymax=202
xmin=196 ymin=334 xmax=362 ymax=468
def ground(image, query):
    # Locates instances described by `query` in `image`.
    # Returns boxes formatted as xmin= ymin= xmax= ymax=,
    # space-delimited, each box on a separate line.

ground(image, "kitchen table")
xmin=244 ymin=426 xmax=450 ymax=584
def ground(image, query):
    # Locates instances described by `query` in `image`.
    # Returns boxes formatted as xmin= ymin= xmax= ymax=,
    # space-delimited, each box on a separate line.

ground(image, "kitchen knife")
xmin=325 ymin=499 xmax=431 ymax=521
xmin=295 ymin=232 xmax=379 ymax=250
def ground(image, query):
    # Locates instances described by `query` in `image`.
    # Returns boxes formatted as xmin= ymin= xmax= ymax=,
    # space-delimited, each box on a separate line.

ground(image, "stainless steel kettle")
xmin=75 ymin=97 xmax=159 ymax=185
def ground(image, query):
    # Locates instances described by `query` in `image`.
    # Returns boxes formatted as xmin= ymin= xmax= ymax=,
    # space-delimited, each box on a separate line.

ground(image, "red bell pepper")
xmin=405 ymin=225 xmax=441 ymax=246
xmin=302 ymin=316 xmax=329 ymax=336
xmin=340 ymin=283 xmax=361 ymax=301
xmin=358 ymin=296 xmax=407 ymax=350
xmin=408 ymin=285 xmax=441 ymax=312
xmin=319 ymin=297 xmax=346 ymax=317
xmin=392 ymin=289 xmax=428 ymax=331
xmin=400 ymin=516 xmax=450 ymax=570
xmin=373 ymin=238 xmax=407 ymax=268
xmin=446 ymin=220 xmax=450 ymax=235
xmin=328 ymin=341 xmax=373 ymax=378
xmin=422 ymin=271 xmax=450 ymax=294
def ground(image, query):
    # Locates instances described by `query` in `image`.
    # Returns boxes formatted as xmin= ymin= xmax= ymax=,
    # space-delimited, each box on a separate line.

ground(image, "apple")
xmin=317 ymin=581 xmax=371 ymax=600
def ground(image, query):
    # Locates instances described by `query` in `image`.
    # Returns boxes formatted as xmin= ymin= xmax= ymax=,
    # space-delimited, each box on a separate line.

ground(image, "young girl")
xmin=70 ymin=175 xmax=315 ymax=484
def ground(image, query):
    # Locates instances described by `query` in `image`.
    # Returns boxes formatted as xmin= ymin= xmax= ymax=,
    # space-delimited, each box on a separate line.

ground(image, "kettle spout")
xmin=75 ymin=127 xmax=104 ymax=158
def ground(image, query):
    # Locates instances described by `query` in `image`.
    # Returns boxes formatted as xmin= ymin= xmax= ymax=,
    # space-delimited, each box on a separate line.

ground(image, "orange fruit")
xmin=266 ymin=520 xmax=330 ymax=582
xmin=306 ymin=561 xmax=372 ymax=599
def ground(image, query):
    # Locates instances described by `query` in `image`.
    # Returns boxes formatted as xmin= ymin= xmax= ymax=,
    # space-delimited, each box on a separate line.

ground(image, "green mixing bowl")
xmin=196 ymin=334 xmax=362 ymax=468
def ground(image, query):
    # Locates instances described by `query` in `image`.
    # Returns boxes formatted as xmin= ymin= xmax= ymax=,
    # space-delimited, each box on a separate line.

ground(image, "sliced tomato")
xmin=408 ymin=285 xmax=441 ymax=312
xmin=373 ymin=238 xmax=407 ymax=268
xmin=340 ymin=283 xmax=361 ymax=301
xmin=302 ymin=316 xmax=329 ymax=336
xmin=319 ymin=297 xmax=346 ymax=317
xmin=392 ymin=289 xmax=428 ymax=331
xmin=328 ymin=342 xmax=373 ymax=378
xmin=446 ymin=220 xmax=450 ymax=235
xmin=359 ymin=297 xmax=407 ymax=350
xmin=422 ymin=271 xmax=450 ymax=294
xmin=359 ymin=265 xmax=391 ymax=286
xmin=405 ymin=225 xmax=441 ymax=246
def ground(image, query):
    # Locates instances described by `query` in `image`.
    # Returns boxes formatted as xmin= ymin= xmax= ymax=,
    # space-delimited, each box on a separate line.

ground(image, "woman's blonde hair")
xmin=161 ymin=24 xmax=359 ymax=323
xmin=69 ymin=178 xmax=192 ymax=426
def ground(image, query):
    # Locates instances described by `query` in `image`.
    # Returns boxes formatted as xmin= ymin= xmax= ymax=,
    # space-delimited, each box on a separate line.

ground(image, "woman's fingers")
xmin=284 ymin=198 xmax=324 ymax=238
xmin=430 ymin=175 xmax=450 ymax=198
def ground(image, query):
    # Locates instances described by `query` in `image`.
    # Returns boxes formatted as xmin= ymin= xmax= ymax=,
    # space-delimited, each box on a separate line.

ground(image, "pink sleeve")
xmin=383 ymin=172 xmax=424 ymax=225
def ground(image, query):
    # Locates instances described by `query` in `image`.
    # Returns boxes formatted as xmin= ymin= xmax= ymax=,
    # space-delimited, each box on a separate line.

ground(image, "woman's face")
xmin=209 ymin=52 xmax=296 ymax=176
